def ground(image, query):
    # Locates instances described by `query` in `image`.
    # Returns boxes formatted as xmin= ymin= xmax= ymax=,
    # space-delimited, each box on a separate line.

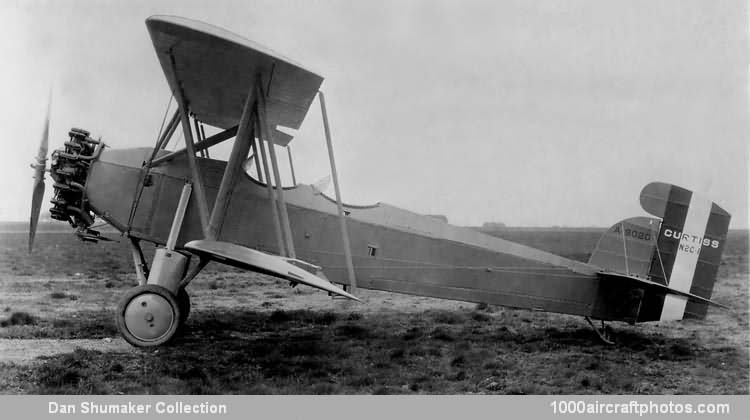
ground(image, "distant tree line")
xmin=481 ymin=222 xmax=506 ymax=229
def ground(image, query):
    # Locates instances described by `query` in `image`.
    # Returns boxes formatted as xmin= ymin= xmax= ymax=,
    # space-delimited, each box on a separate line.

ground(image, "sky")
xmin=1 ymin=0 xmax=748 ymax=228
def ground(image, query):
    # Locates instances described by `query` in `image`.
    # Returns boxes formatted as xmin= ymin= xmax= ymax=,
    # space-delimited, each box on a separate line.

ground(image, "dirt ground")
xmin=0 ymin=228 xmax=747 ymax=394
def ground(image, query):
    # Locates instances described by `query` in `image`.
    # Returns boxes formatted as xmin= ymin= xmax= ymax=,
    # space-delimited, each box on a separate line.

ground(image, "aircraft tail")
xmin=588 ymin=182 xmax=731 ymax=322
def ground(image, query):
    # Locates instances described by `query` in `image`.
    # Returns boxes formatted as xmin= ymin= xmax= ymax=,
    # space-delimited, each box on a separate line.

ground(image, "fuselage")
xmin=84 ymin=147 xmax=626 ymax=320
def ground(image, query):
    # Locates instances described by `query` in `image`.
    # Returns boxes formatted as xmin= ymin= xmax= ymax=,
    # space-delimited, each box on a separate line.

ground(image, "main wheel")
xmin=115 ymin=285 xmax=181 ymax=347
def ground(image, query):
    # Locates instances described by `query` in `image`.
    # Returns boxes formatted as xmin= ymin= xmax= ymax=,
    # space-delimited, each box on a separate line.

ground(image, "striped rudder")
xmin=639 ymin=182 xmax=731 ymax=320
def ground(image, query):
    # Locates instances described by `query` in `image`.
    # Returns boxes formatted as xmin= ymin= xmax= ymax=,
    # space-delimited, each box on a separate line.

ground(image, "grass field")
xmin=0 ymin=224 xmax=747 ymax=394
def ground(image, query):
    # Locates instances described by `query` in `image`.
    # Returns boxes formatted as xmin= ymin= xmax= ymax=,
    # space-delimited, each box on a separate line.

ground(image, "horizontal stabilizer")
xmin=185 ymin=240 xmax=360 ymax=302
xmin=598 ymin=271 xmax=728 ymax=310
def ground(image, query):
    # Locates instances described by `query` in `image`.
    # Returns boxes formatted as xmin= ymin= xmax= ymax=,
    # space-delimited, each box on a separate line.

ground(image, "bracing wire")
xmin=620 ymin=222 xmax=629 ymax=276
xmin=128 ymin=93 xmax=174 ymax=230
xmin=654 ymin=221 xmax=669 ymax=284
xmin=154 ymin=95 xmax=174 ymax=146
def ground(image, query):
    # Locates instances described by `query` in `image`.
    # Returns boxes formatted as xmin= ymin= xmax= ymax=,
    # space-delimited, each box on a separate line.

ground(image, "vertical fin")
xmin=588 ymin=216 xmax=660 ymax=278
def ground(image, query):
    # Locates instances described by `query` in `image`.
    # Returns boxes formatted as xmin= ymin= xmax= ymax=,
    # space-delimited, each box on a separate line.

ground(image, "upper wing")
xmin=146 ymin=15 xmax=323 ymax=133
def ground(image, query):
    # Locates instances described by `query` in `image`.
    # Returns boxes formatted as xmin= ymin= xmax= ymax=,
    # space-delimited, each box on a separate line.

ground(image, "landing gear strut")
xmin=585 ymin=316 xmax=615 ymax=345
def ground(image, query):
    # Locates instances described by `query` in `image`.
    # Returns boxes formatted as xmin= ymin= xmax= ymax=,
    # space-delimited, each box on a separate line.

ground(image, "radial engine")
xmin=49 ymin=128 xmax=105 ymax=241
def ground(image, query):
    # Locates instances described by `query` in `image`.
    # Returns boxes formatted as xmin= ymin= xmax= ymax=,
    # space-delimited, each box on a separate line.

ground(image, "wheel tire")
xmin=115 ymin=285 xmax=181 ymax=347
xmin=176 ymin=287 xmax=190 ymax=324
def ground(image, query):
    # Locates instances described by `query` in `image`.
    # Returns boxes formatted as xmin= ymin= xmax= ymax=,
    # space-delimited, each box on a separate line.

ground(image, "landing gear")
xmin=584 ymin=316 xmax=615 ymax=345
xmin=116 ymin=183 xmax=202 ymax=347
xmin=115 ymin=285 xmax=182 ymax=347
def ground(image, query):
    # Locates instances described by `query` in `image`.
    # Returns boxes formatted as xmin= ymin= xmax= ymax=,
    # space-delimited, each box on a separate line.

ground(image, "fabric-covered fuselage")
xmin=83 ymin=147 xmax=635 ymax=321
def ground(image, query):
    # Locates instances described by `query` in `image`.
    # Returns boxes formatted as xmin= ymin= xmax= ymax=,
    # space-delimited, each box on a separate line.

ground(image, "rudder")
xmin=639 ymin=182 xmax=731 ymax=320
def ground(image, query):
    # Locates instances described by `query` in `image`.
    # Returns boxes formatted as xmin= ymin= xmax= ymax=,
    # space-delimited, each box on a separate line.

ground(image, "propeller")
xmin=29 ymin=97 xmax=51 ymax=253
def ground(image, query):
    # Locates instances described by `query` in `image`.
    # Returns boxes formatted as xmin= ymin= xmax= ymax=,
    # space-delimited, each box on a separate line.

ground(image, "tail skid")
xmin=585 ymin=316 xmax=615 ymax=345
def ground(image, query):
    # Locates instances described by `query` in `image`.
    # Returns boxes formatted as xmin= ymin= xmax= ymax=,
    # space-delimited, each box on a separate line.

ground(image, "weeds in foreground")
xmin=0 ymin=312 xmax=37 ymax=327
xmin=0 ymin=307 xmax=747 ymax=395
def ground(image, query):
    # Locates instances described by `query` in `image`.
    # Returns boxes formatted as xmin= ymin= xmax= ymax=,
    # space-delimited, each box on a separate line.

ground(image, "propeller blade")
xmin=29 ymin=179 xmax=45 ymax=253
xmin=36 ymin=101 xmax=50 ymax=164
xmin=29 ymin=98 xmax=51 ymax=253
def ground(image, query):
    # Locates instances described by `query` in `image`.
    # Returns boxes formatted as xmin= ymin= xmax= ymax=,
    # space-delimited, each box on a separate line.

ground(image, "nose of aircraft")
xmin=48 ymin=128 xmax=104 ymax=235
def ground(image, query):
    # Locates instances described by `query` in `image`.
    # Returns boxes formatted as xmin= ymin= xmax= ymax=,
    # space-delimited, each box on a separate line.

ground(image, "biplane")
xmin=29 ymin=16 xmax=731 ymax=347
